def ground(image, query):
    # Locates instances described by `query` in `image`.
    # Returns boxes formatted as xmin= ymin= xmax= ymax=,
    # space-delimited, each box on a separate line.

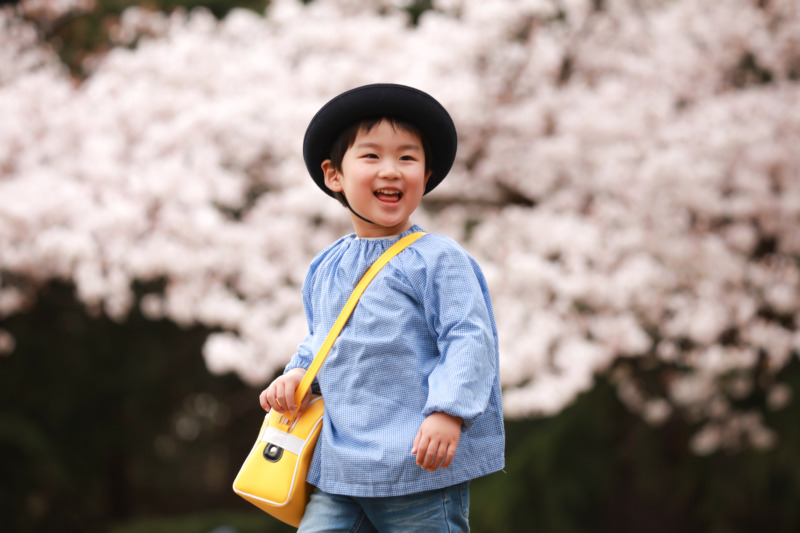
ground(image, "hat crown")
xmin=303 ymin=83 xmax=457 ymax=197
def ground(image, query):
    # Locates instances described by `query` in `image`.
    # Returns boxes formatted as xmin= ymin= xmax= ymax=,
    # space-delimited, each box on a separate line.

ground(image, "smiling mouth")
xmin=375 ymin=189 xmax=402 ymax=203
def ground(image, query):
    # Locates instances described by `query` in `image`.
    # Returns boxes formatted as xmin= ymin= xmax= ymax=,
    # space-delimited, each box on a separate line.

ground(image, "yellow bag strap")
xmin=283 ymin=231 xmax=426 ymax=425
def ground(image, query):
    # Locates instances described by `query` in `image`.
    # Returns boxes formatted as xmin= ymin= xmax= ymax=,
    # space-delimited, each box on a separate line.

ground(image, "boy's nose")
xmin=377 ymin=162 xmax=401 ymax=178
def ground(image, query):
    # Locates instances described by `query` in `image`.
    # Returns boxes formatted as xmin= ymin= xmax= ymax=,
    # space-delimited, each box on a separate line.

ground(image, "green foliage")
xmin=109 ymin=510 xmax=284 ymax=533
xmin=402 ymin=0 xmax=433 ymax=25
xmin=17 ymin=0 xmax=270 ymax=78
xmin=470 ymin=364 xmax=800 ymax=533
xmin=0 ymin=282 xmax=271 ymax=532
xmin=17 ymin=0 xmax=439 ymax=78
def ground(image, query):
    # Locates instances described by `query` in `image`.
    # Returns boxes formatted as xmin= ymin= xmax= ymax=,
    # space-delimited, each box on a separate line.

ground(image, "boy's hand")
xmin=259 ymin=368 xmax=310 ymax=415
xmin=412 ymin=412 xmax=463 ymax=472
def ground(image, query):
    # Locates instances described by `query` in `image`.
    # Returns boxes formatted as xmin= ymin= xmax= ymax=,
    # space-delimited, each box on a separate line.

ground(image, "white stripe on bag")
xmin=260 ymin=427 xmax=307 ymax=456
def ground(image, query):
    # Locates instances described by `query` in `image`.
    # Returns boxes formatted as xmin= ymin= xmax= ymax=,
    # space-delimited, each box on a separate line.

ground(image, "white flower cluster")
xmin=2 ymin=0 xmax=799 ymax=452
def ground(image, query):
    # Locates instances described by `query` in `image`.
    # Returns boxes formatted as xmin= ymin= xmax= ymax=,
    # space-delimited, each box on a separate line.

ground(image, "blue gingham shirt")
xmin=285 ymin=225 xmax=505 ymax=497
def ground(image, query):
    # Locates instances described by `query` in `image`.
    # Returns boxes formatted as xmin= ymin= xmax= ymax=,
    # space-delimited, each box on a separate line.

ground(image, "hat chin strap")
xmin=338 ymin=193 xmax=381 ymax=227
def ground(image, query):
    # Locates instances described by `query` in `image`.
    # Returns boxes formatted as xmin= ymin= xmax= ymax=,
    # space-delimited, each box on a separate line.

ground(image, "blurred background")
xmin=1 ymin=0 xmax=799 ymax=532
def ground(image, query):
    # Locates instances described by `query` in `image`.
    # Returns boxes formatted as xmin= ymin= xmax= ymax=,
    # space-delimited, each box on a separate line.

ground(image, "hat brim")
xmin=303 ymin=83 xmax=457 ymax=198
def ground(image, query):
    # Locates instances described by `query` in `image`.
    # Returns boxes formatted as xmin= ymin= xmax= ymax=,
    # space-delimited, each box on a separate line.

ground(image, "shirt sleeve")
xmin=283 ymin=248 xmax=324 ymax=375
xmin=409 ymin=237 xmax=499 ymax=429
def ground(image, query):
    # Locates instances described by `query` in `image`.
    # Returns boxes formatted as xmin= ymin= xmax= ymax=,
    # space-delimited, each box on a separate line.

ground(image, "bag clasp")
xmin=263 ymin=442 xmax=283 ymax=462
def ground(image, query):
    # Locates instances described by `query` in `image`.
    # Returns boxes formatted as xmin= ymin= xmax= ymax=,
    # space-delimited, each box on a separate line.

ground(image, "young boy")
xmin=260 ymin=84 xmax=505 ymax=532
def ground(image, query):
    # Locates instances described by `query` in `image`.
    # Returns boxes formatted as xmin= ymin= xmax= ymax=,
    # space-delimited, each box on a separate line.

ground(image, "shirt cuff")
xmin=423 ymin=407 xmax=477 ymax=432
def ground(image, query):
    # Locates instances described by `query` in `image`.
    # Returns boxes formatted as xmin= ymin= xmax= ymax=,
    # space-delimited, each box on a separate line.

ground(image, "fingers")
xmin=276 ymin=379 xmax=292 ymax=411
xmin=430 ymin=442 xmax=448 ymax=471
xmin=260 ymin=372 xmax=313 ymax=414
xmin=259 ymin=379 xmax=294 ymax=414
xmin=413 ymin=432 xmax=429 ymax=466
xmin=259 ymin=369 xmax=309 ymax=413
xmin=412 ymin=430 xmax=447 ymax=472
xmin=439 ymin=442 xmax=457 ymax=470
xmin=296 ymin=387 xmax=312 ymax=416
xmin=412 ymin=412 xmax=462 ymax=472
xmin=259 ymin=388 xmax=271 ymax=412
xmin=416 ymin=440 xmax=454 ymax=472
xmin=419 ymin=439 xmax=437 ymax=471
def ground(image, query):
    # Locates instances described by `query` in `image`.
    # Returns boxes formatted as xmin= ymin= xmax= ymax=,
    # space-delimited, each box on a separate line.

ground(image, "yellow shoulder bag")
xmin=232 ymin=232 xmax=426 ymax=527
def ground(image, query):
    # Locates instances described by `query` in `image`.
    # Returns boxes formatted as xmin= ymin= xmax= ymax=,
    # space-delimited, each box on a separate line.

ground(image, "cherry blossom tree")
xmin=2 ymin=0 xmax=799 ymax=454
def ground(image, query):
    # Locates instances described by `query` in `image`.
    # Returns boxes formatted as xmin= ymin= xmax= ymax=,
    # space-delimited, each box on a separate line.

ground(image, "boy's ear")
xmin=321 ymin=159 xmax=343 ymax=192
xmin=424 ymin=169 xmax=433 ymax=188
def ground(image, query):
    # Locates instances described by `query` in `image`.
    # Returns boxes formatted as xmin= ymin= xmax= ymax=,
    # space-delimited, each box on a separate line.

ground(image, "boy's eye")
xmin=362 ymin=153 xmax=379 ymax=159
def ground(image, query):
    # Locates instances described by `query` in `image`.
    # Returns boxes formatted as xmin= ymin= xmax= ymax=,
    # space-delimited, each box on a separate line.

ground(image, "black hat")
xmin=303 ymin=83 xmax=457 ymax=198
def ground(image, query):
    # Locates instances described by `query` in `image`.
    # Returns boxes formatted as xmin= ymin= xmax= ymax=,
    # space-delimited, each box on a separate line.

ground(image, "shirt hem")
xmin=309 ymin=458 xmax=505 ymax=498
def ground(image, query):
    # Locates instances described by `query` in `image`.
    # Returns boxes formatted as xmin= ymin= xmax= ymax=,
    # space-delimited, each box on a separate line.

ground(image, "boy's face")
xmin=322 ymin=120 xmax=431 ymax=238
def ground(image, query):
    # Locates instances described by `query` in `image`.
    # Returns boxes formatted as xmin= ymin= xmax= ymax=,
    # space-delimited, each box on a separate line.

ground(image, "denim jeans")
xmin=297 ymin=482 xmax=470 ymax=533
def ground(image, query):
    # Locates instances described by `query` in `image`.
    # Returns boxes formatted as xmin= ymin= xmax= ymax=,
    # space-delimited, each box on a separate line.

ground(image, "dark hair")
xmin=327 ymin=117 xmax=433 ymax=207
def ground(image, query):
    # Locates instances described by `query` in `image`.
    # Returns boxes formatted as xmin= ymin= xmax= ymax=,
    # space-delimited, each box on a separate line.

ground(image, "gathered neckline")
xmin=351 ymin=225 xmax=423 ymax=243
